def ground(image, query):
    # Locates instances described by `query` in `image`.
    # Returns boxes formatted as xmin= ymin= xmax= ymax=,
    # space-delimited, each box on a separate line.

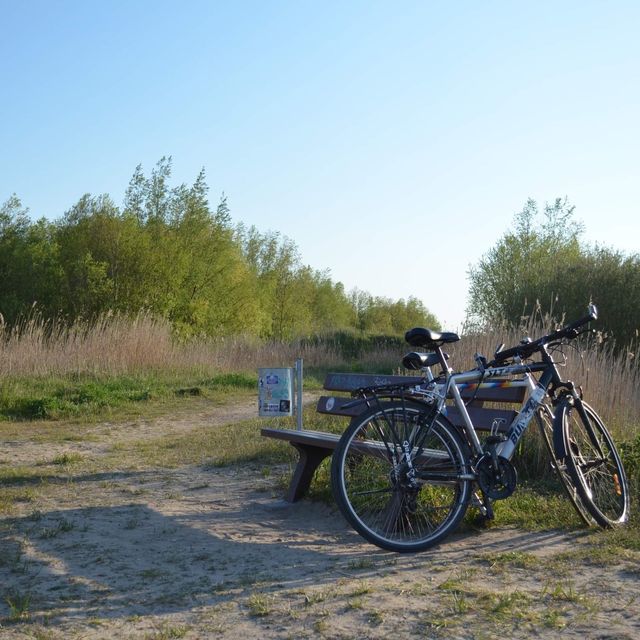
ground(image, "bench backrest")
xmin=319 ymin=373 xmax=528 ymax=433
xmin=322 ymin=373 xmax=526 ymax=404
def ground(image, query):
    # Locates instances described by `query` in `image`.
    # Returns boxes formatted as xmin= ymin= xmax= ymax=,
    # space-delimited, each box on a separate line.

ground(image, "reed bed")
xmin=0 ymin=310 xmax=638 ymax=437
xmin=0 ymin=312 xmax=350 ymax=377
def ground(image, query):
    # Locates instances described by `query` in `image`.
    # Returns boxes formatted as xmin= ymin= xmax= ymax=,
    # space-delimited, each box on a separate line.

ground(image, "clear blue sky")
xmin=2 ymin=1 xmax=638 ymax=329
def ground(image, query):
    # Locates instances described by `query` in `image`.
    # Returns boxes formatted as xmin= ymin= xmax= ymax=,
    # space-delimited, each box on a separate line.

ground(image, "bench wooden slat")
xmin=315 ymin=396 xmax=517 ymax=433
xmin=316 ymin=395 xmax=367 ymax=417
xmin=322 ymin=373 xmax=526 ymax=404
xmin=261 ymin=428 xmax=340 ymax=449
xmin=446 ymin=406 xmax=516 ymax=433
xmin=323 ymin=373 xmax=422 ymax=391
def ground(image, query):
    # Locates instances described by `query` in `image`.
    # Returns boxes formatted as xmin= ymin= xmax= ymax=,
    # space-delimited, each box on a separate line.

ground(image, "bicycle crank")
xmin=476 ymin=454 xmax=517 ymax=500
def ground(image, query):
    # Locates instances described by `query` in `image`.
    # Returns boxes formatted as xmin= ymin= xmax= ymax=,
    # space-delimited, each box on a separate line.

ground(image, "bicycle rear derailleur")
xmin=475 ymin=437 xmax=517 ymax=500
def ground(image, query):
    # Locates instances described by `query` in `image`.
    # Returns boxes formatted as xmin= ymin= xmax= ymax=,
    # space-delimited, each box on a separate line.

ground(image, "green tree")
xmin=467 ymin=198 xmax=583 ymax=326
xmin=467 ymin=198 xmax=640 ymax=346
xmin=0 ymin=196 xmax=65 ymax=323
xmin=353 ymin=292 xmax=440 ymax=335
xmin=1 ymin=159 xmax=441 ymax=342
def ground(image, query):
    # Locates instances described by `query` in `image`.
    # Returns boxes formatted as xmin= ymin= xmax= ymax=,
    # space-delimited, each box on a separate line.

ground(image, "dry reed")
xmin=0 ymin=310 xmax=637 ymax=437
xmin=0 ymin=311 xmax=353 ymax=377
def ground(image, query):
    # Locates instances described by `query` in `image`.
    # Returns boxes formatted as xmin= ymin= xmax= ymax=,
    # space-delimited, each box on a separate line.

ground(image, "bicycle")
xmin=330 ymin=305 xmax=630 ymax=552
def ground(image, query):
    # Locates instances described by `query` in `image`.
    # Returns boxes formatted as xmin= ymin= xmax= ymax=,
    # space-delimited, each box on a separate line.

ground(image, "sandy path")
xmin=1 ymin=398 xmax=639 ymax=639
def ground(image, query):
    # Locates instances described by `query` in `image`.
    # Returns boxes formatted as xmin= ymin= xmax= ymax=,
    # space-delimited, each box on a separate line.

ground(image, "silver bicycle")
xmin=331 ymin=305 xmax=630 ymax=552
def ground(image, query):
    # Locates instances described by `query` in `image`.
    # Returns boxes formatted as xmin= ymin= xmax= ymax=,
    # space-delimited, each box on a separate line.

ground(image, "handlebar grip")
xmin=566 ymin=311 xmax=596 ymax=332
xmin=550 ymin=307 xmax=597 ymax=341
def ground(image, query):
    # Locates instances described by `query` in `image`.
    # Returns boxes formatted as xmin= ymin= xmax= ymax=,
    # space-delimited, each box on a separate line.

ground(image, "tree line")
xmin=0 ymin=158 xmax=439 ymax=340
xmin=467 ymin=197 xmax=640 ymax=348
xmin=4 ymin=160 xmax=636 ymax=347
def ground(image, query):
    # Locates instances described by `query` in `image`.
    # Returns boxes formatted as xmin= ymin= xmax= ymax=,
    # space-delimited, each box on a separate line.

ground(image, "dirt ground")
xmin=1 ymin=398 xmax=639 ymax=639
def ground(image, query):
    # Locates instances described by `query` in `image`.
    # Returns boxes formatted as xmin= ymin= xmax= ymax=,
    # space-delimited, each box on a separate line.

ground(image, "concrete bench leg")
xmin=286 ymin=443 xmax=333 ymax=502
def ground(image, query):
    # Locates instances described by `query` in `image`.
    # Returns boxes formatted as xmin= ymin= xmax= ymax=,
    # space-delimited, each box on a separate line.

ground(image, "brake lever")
xmin=474 ymin=353 xmax=488 ymax=373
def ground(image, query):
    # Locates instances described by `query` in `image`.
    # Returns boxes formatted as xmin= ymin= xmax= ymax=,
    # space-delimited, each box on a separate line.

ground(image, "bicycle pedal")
xmin=471 ymin=492 xmax=495 ymax=520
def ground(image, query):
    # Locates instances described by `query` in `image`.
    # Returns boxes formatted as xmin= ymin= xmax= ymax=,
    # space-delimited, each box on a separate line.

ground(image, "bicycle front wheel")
xmin=534 ymin=408 xmax=594 ymax=526
xmin=331 ymin=401 xmax=472 ymax=552
xmin=555 ymin=399 xmax=630 ymax=527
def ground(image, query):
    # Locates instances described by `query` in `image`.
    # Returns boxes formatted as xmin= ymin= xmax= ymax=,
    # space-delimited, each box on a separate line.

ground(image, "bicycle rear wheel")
xmin=331 ymin=401 xmax=472 ymax=552
xmin=534 ymin=408 xmax=594 ymax=526
xmin=555 ymin=399 xmax=629 ymax=527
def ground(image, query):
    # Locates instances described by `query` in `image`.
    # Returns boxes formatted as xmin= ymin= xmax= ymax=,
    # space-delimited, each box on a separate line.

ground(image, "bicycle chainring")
xmin=476 ymin=454 xmax=518 ymax=500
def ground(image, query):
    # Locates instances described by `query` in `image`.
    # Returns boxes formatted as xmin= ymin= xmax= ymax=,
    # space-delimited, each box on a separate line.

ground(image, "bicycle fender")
xmin=552 ymin=402 xmax=570 ymax=460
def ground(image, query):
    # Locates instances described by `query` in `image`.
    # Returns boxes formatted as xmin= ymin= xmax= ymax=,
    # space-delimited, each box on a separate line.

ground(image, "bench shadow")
xmin=0 ymin=497 xmax=383 ymax=624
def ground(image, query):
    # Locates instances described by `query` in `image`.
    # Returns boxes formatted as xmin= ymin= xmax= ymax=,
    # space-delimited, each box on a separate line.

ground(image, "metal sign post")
xmin=295 ymin=358 xmax=303 ymax=431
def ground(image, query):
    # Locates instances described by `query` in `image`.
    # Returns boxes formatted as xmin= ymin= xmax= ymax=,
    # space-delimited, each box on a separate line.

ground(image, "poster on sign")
xmin=258 ymin=368 xmax=294 ymax=417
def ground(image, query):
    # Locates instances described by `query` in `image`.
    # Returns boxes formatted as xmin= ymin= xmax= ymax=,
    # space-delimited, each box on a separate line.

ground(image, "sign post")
xmin=295 ymin=358 xmax=303 ymax=431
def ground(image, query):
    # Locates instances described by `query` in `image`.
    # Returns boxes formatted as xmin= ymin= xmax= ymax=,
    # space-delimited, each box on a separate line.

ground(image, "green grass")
xmin=114 ymin=409 xmax=345 ymax=470
xmin=485 ymin=482 xmax=590 ymax=529
xmin=0 ymin=371 xmax=259 ymax=422
xmin=4 ymin=589 xmax=32 ymax=621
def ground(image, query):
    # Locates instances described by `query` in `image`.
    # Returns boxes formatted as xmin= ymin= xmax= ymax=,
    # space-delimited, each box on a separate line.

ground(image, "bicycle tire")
xmin=534 ymin=408 xmax=595 ymax=526
xmin=331 ymin=400 xmax=472 ymax=552
xmin=555 ymin=399 xmax=630 ymax=527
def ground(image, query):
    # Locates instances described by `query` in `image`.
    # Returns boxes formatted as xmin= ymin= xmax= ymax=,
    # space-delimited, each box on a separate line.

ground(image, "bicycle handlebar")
xmin=490 ymin=304 xmax=597 ymax=365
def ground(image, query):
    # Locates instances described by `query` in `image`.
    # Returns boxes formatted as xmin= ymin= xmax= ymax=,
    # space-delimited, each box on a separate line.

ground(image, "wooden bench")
xmin=259 ymin=428 xmax=341 ymax=502
xmin=261 ymin=373 xmax=527 ymax=502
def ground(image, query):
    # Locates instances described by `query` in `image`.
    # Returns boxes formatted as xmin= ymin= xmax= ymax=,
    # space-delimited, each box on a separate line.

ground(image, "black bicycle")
xmin=331 ymin=305 xmax=629 ymax=552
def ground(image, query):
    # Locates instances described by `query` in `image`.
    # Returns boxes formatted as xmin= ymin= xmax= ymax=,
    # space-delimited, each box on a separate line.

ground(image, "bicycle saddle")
xmin=402 ymin=351 xmax=450 ymax=370
xmin=405 ymin=327 xmax=460 ymax=347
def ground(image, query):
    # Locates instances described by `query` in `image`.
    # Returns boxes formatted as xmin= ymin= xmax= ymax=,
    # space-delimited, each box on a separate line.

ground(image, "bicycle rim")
xmin=331 ymin=403 xmax=471 ymax=552
xmin=561 ymin=401 xmax=629 ymax=527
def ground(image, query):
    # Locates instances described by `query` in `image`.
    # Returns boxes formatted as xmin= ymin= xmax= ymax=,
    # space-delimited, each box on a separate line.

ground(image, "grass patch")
xmin=246 ymin=593 xmax=273 ymax=617
xmin=0 ymin=465 xmax=54 ymax=486
xmin=51 ymin=452 xmax=84 ymax=466
xmin=478 ymin=590 xmax=531 ymax=621
xmin=116 ymin=409 xmax=346 ymax=470
xmin=0 ymin=371 xmax=259 ymax=422
xmin=144 ymin=624 xmax=190 ymax=639
xmin=550 ymin=525 xmax=640 ymax=567
xmin=487 ymin=482 xmax=587 ymax=530
xmin=4 ymin=589 xmax=32 ymax=621
xmin=39 ymin=518 xmax=75 ymax=539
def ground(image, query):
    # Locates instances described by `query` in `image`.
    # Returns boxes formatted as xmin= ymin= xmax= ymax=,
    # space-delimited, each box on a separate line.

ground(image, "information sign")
xmin=258 ymin=368 xmax=294 ymax=417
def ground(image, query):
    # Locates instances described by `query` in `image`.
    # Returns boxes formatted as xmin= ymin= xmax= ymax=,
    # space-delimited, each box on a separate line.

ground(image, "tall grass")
xmin=0 ymin=311 xmax=349 ymax=377
xmin=0 ymin=310 xmax=638 ymax=437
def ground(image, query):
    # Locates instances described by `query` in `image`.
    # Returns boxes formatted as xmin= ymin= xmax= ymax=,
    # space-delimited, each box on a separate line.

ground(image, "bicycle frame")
xmin=443 ymin=364 xmax=545 ymax=458
xmin=413 ymin=340 xmax=577 ymax=463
